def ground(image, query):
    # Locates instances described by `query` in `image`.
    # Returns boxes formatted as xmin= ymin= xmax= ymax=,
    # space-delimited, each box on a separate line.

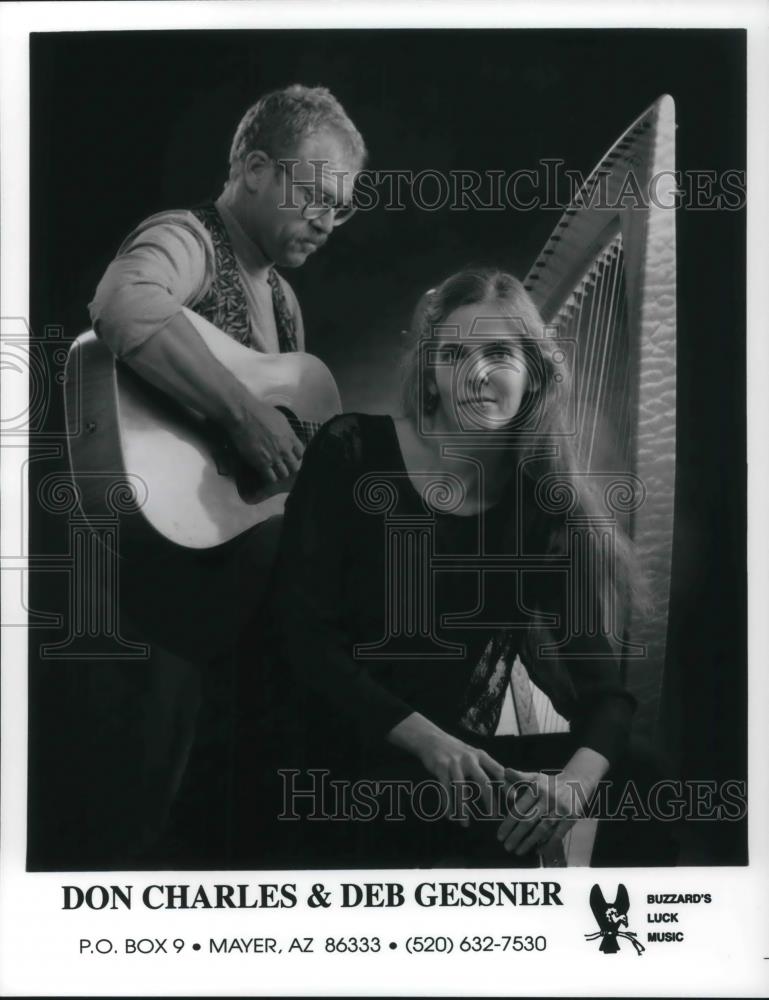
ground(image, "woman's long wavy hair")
xmin=400 ymin=267 xmax=646 ymax=619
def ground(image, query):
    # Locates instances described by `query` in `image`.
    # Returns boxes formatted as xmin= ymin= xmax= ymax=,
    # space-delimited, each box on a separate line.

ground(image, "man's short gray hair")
xmin=229 ymin=84 xmax=367 ymax=170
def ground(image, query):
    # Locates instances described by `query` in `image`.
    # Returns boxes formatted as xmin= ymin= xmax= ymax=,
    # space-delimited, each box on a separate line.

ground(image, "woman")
xmin=255 ymin=268 xmax=672 ymax=868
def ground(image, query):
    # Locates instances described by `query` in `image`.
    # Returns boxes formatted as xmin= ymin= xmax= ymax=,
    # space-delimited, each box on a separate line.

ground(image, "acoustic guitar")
xmin=64 ymin=307 xmax=341 ymax=551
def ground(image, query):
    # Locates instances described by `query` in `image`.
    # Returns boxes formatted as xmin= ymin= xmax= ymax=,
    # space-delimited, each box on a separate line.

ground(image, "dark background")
xmin=28 ymin=29 xmax=746 ymax=866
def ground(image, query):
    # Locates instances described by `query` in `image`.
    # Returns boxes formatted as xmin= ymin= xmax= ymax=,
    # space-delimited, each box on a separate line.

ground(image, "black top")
xmin=268 ymin=413 xmax=635 ymax=767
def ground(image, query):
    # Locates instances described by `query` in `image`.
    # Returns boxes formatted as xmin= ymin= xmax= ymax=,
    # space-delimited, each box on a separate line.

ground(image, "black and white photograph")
xmin=1 ymin=2 xmax=767 ymax=996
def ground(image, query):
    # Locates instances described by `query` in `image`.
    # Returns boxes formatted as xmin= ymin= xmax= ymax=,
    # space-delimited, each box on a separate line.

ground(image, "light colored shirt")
xmin=89 ymin=195 xmax=305 ymax=359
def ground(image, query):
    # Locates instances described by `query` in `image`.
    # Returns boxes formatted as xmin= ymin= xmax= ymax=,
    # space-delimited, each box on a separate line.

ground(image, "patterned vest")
xmin=190 ymin=202 xmax=298 ymax=354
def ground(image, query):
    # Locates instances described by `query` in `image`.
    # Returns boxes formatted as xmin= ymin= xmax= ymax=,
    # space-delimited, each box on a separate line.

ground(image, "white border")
xmin=1 ymin=1 xmax=768 ymax=996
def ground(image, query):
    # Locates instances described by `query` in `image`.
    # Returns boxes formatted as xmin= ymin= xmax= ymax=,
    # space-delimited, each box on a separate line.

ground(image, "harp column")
xmin=621 ymin=98 xmax=677 ymax=733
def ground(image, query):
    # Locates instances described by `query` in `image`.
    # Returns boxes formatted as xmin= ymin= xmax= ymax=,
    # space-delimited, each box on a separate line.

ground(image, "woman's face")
xmin=430 ymin=301 xmax=531 ymax=431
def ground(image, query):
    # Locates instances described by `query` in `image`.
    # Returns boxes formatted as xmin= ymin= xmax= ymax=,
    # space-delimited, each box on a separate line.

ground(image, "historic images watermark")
xmin=277 ymin=769 xmax=748 ymax=825
xmin=276 ymin=158 xmax=746 ymax=214
xmin=0 ymin=318 xmax=149 ymax=660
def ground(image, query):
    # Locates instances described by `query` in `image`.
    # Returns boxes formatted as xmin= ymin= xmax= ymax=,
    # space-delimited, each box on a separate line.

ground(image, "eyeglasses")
xmin=272 ymin=159 xmax=357 ymax=227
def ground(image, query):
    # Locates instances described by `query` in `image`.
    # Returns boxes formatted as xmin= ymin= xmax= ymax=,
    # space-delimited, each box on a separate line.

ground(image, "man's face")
xmin=242 ymin=130 xmax=359 ymax=267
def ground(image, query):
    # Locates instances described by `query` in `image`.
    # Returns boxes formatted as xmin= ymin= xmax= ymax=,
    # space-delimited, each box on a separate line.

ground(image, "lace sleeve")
xmin=270 ymin=415 xmax=415 ymax=743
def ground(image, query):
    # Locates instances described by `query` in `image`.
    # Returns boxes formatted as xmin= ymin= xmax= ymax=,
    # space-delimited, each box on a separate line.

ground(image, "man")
xmin=91 ymin=83 xmax=366 ymax=482
xmin=81 ymin=85 xmax=366 ymax=866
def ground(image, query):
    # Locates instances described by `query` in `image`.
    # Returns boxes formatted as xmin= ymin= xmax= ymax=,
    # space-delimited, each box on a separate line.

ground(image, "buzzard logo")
xmin=585 ymin=884 xmax=645 ymax=955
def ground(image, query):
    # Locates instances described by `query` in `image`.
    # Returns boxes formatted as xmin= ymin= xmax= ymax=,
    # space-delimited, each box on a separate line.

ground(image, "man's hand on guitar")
xmin=225 ymin=400 xmax=305 ymax=483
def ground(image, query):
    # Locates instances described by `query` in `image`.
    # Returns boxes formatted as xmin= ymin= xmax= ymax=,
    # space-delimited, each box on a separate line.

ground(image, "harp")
xmin=502 ymin=95 xmax=677 ymax=862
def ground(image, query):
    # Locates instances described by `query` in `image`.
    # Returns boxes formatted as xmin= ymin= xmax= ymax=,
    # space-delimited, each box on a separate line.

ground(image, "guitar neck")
xmin=278 ymin=407 xmax=322 ymax=445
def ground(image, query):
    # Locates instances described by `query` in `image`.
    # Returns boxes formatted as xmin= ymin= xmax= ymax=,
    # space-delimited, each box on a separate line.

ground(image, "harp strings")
xmin=517 ymin=237 xmax=630 ymax=736
xmin=553 ymin=234 xmax=628 ymax=472
xmin=591 ymin=241 xmax=626 ymax=469
xmin=530 ymin=673 xmax=569 ymax=734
